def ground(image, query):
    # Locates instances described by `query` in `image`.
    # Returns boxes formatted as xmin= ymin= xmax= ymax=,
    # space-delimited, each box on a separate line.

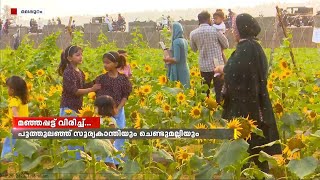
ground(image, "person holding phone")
xmin=163 ymin=22 xmax=190 ymax=88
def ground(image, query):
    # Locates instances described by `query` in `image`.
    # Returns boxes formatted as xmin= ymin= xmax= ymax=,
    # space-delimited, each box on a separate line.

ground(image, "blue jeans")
xmin=1 ymin=137 xmax=17 ymax=161
xmin=60 ymin=107 xmax=84 ymax=160
xmin=102 ymin=107 xmax=127 ymax=164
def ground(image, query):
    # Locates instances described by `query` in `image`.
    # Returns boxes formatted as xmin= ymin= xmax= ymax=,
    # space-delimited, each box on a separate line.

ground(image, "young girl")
xmin=117 ymin=50 xmax=132 ymax=78
xmin=94 ymin=95 xmax=118 ymax=169
xmin=58 ymin=45 xmax=101 ymax=160
xmin=95 ymin=51 xmax=132 ymax=167
xmin=58 ymin=45 xmax=101 ymax=116
xmin=1 ymin=76 xmax=29 ymax=161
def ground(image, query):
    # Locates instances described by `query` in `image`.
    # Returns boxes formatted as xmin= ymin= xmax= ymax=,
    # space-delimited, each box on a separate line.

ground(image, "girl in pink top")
xmin=117 ymin=50 xmax=132 ymax=78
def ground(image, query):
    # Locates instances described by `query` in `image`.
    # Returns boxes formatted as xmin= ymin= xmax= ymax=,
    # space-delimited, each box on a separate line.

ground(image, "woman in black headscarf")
xmin=215 ymin=13 xmax=282 ymax=172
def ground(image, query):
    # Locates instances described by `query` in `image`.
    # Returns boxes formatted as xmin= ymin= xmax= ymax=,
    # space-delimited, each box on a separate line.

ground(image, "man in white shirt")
xmin=190 ymin=11 xmax=229 ymax=103
xmin=105 ymin=14 xmax=113 ymax=32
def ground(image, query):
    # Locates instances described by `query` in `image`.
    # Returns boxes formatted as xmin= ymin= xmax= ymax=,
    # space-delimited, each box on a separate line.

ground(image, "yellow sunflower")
xmin=144 ymin=65 xmax=152 ymax=73
xmin=190 ymin=105 xmax=202 ymax=119
xmin=130 ymin=111 xmax=140 ymax=120
xmin=158 ymin=75 xmax=167 ymax=85
xmin=270 ymin=72 xmax=278 ymax=80
xmin=313 ymin=85 xmax=319 ymax=93
xmin=227 ymin=119 xmax=243 ymax=139
xmin=134 ymin=88 xmax=145 ymax=97
xmin=141 ymin=85 xmax=152 ymax=95
xmin=139 ymin=97 xmax=146 ymax=107
xmin=272 ymin=154 xmax=286 ymax=166
xmin=88 ymin=92 xmax=96 ymax=100
xmin=204 ymin=97 xmax=218 ymax=111
xmin=131 ymin=61 xmax=138 ymax=69
xmin=308 ymin=111 xmax=318 ymax=122
xmin=154 ymin=139 xmax=163 ymax=149
xmin=175 ymin=147 xmax=192 ymax=164
xmin=237 ymin=117 xmax=257 ymax=140
xmin=279 ymin=59 xmax=289 ymax=70
xmin=176 ymin=92 xmax=186 ymax=104
xmin=190 ymin=79 xmax=196 ymax=87
xmin=176 ymin=81 xmax=182 ymax=89
xmin=26 ymin=82 xmax=33 ymax=91
xmin=284 ymin=69 xmax=292 ymax=77
xmin=56 ymin=85 xmax=63 ymax=92
xmin=155 ymin=92 xmax=164 ymax=105
xmin=40 ymin=103 xmax=47 ymax=110
xmin=302 ymin=107 xmax=309 ymax=115
xmin=162 ymin=103 xmax=171 ymax=114
xmin=190 ymin=70 xmax=197 ymax=77
xmin=189 ymin=89 xmax=195 ymax=98
xmin=273 ymin=101 xmax=284 ymax=117
xmin=103 ymin=69 xmax=107 ymax=74
xmin=279 ymin=72 xmax=288 ymax=80
xmin=36 ymin=95 xmax=45 ymax=103
xmin=26 ymin=71 xmax=34 ymax=79
xmin=267 ymin=80 xmax=273 ymax=92
xmin=65 ymin=109 xmax=73 ymax=115
xmin=283 ymin=135 xmax=306 ymax=160
xmin=134 ymin=116 xmax=141 ymax=129
xmin=78 ymin=106 xmax=95 ymax=117
xmin=194 ymin=123 xmax=207 ymax=143
xmin=309 ymin=98 xmax=315 ymax=104
xmin=36 ymin=69 xmax=45 ymax=77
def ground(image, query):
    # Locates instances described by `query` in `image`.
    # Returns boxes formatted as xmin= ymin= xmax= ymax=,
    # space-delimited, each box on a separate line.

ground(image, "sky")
xmin=0 ymin=0 xmax=311 ymax=18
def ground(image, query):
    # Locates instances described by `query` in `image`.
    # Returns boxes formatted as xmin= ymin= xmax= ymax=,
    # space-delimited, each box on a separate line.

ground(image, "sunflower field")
xmin=0 ymin=30 xmax=319 ymax=179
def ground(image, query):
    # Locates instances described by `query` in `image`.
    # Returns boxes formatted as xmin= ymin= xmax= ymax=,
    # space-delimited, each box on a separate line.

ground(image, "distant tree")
xmin=2 ymin=5 xmax=18 ymax=21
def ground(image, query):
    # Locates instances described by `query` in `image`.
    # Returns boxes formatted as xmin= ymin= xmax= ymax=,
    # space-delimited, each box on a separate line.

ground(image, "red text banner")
xmin=13 ymin=117 xmax=100 ymax=129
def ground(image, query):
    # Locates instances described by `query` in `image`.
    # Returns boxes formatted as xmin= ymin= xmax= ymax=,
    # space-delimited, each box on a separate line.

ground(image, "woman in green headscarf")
xmin=164 ymin=22 xmax=190 ymax=88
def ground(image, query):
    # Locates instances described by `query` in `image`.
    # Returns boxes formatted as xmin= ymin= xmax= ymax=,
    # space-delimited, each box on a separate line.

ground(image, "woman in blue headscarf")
xmin=164 ymin=22 xmax=190 ymax=88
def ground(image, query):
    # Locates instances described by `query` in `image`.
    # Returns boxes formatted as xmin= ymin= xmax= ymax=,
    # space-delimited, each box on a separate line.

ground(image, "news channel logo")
xmin=10 ymin=8 xmax=44 ymax=15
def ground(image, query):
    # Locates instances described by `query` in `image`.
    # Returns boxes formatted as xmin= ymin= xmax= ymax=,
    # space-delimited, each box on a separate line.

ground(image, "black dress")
xmin=222 ymin=39 xmax=282 ymax=170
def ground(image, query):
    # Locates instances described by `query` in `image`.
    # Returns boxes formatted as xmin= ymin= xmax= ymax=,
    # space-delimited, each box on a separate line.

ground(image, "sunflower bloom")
xmin=227 ymin=119 xmax=243 ymax=139
xmin=308 ymin=111 xmax=318 ymax=122
xmin=154 ymin=139 xmax=163 ymax=149
xmin=205 ymin=97 xmax=218 ymax=111
xmin=194 ymin=123 xmax=207 ymax=143
xmin=78 ymin=106 xmax=95 ymax=117
xmin=26 ymin=82 xmax=33 ymax=91
xmin=131 ymin=61 xmax=138 ymax=69
xmin=26 ymin=71 xmax=34 ymax=79
xmin=175 ymin=147 xmax=192 ymax=164
xmin=36 ymin=95 xmax=45 ymax=103
xmin=190 ymin=79 xmax=196 ymax=87
xmin=270 ymin=72 xmax=278 ymax=80
xmin=141 ymin=85 xmax=152 ymax=95
xmin=158 ymin=75 xmax=167 ymax=85
xmin=273 ymin=154 xmax=286 ymax=166
xmin=309 ymin=98 xmax=315 ymax=104
xmin=155 ymin=92 xmax=164 ymax=105
xmin=283 ymin=135 xmax=305 ymax=160
xmin=176 ymin=92 xmax=186 ymax=104
xmin=274 ymin=101 xmax=284 ymax=117
xmin=134 ymin=116 xmax=141 ymax=129
xmin=36 ymin=69 xmax=45 ymax=77
xmin=39 ymin=103 xmax=47 ymax=110
xmin=162 ymin=103 xmax=171 ymax=114
xmin=144 ymin=65 xmax=152 ymax=73
xmin=0 ymin=73 xmax=6 ymax=83
xmin=88 ymin=92 xmax=96 ymax=100
xmin=279 ymin=59 xmax=289 ymax=70
xmin=176 ymin=81 xmax=182 ymax=89
xmin=313 ymin=86 xmax=319 ymax=93
xmin=190 ymin=105 xmax=202 ymax=119
xmin=237 ymin=117 xmax=257 ymax=140
xmin=189 ymin=89 xmax=195 ymax=98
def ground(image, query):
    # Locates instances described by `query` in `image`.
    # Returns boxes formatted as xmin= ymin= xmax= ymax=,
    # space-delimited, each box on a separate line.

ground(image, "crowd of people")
xmin=1 ymin=9 xmax=283 ymax=173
